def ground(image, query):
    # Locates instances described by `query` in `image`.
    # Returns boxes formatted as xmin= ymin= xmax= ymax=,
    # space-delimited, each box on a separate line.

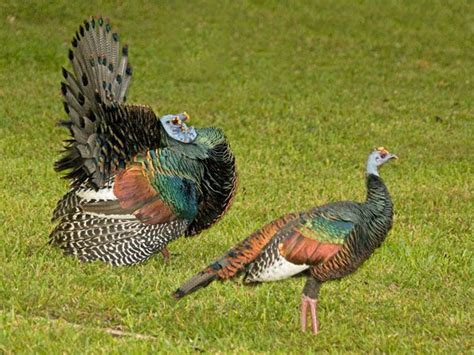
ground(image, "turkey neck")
xmin=361 ymin=174 xmax=393 ymax=248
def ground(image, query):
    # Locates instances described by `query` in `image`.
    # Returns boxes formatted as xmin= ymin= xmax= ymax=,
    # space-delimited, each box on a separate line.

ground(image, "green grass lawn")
xmin=0 ymin=0 xmax=472 ymax=352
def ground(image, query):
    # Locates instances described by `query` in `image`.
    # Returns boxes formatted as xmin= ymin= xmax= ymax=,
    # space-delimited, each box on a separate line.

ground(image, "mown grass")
xmin=0 ymin=0 xmax=472 ymax=353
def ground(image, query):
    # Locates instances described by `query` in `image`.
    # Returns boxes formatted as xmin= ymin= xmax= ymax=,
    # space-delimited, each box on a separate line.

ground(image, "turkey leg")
xmin=301 ymin=276 xmax=321 ymax=334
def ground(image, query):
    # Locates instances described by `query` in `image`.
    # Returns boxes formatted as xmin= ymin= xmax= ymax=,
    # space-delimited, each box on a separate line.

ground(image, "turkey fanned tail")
xmin=56 ymin=17 xmax=162 ymax=188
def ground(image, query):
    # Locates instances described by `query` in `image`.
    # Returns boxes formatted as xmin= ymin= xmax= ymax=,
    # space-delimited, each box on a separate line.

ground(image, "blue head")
xmin=366 ymin=147 xmax=398 ymax=176
xmin=160 ymin=112 xmax=197 ymax=143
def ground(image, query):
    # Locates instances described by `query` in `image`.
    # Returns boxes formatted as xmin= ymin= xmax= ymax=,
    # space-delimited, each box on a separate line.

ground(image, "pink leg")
xmin=301 ymin=296 xmax=308 ymax=331
xmin=161 ymin=247 xmax=170 ymax=261
xmin=301 ymin=295 xmax=318 ymax=334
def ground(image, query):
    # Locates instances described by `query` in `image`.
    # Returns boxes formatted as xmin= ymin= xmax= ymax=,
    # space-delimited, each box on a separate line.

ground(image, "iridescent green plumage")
xmin=298 ymin=215 xmax=354 ymax=244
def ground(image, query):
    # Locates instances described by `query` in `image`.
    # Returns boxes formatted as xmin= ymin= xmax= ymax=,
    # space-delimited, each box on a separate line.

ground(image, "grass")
xmin=0 ymin=0 xmax=472 ymax=352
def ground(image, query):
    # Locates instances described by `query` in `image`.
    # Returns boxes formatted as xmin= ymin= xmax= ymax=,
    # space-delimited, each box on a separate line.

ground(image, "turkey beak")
xmin=388 ymin=154 xmax=398 ymax=160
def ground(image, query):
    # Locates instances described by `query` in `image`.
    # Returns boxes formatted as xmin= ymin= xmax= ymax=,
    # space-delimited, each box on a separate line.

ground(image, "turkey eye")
xmin=380 ymin=153 xmax=387 ymax=159
xmin=171 ymin=117 xmax=180 ymax=125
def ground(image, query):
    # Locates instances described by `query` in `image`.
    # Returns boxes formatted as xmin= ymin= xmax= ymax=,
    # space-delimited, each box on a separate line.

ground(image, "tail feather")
xmin=173 ymin=214 xmax=299 ymax=299
xmin=70 ymin=17 xmax=131 ymax=105
xmin=172 ymin=247 xmax=244 ymax=299
xmin=57 ymin=17 xmax=147 ymax=189
xmin=173 ymin=271 xmax=218 ymax=299
xmin=172 ymin=250 xmax=239 ymax=299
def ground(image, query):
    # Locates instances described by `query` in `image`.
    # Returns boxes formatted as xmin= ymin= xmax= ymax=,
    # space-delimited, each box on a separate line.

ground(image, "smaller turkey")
xmin=173 ymin=147 xmax=397 ymax=334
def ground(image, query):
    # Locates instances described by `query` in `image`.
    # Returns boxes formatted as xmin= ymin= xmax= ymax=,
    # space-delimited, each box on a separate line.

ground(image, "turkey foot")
xmin=161 ymin=247 xmax=170 ymax=261
xmin=301 ymin=295 xmax=318 ymax=334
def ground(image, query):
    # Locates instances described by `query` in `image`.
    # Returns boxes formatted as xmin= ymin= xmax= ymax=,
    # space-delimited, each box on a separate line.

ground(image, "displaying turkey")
xmin=50 ymin=17 xmax=237 ymax=266
xmin=174 ymin=147 xmax=397 ymax=334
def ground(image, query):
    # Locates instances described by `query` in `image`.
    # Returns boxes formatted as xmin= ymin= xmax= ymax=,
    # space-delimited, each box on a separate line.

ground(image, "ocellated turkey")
xmin=50 ymin=17 xmax=237 ymax=266
xmin=174 ymin=147 xmax=397 ymax=334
